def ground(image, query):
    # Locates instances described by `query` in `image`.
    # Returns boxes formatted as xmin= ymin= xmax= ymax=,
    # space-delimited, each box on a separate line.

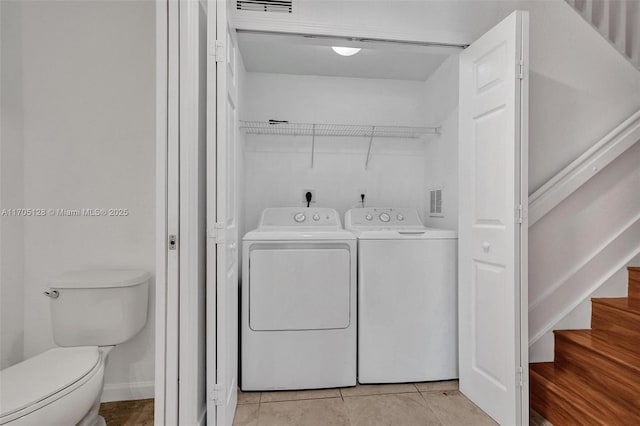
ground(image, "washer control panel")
xmin=345 ymin=207 xmax=423 ymax=229
xmin=259 ymin=207 xmax=342 ymax=228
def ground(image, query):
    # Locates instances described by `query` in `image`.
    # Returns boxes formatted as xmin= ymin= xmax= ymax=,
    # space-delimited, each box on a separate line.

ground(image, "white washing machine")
xmin=345 ymin=207 xmax=458 ymax=383
xmin=241 ymin=207 xmax=357 ymax=390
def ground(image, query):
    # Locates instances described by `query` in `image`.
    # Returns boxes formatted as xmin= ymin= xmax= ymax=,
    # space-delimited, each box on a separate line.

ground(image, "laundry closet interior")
xmin=236 ymin=32 xmax=460 ymax=236
xmin=190 ymin=7 xmax=529 ymax=425
xmin=232 ymin=30 xmax=462 ymax=389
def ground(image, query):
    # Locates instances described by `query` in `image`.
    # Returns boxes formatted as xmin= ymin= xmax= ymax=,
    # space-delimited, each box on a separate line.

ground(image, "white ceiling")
xmin=237 ymin=32 xmax=459 ymax=81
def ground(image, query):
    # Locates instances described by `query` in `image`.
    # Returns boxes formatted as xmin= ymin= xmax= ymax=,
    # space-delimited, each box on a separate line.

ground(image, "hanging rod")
xmin=239 ymin=120 xmax=440 ymax=138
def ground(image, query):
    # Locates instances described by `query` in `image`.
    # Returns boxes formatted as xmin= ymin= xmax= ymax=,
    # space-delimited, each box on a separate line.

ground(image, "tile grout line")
xmin=341 ymin=390 xmax=419 ymax=398
xmin=260 ymin=395 xmax=343 ymax=404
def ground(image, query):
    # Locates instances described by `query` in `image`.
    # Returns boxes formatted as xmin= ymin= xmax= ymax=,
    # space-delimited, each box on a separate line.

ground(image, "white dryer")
xmin=241 ymin=207 xmax=357 ymax=390
xmin=345 ymin=207 xmax=458 ymax=384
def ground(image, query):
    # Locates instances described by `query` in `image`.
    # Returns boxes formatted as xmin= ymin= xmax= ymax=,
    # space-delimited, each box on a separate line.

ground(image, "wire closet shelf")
xmin=239 ymin=120 xmax=441 ymax=169
xmin=239 ymin=120 xmax=440 ymax=138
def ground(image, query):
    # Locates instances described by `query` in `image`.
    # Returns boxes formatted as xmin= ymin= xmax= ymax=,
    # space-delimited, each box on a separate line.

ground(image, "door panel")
xmin=458 ymin=10 xmax=529 ymax=426
xmin=207 ymin=0 xmax=239 ymax=424
xmin=217 ymin=21 xmax=239 ymax=426
xmin=178 ymin=0 xmax=208 ymax=424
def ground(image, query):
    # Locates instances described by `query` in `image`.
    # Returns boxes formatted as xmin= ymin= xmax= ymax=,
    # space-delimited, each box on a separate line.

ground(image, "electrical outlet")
xmin=301 ymin=189 xmax=316 ymax=205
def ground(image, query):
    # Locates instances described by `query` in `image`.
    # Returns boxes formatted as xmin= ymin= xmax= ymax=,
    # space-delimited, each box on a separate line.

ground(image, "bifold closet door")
xmin=206 ymin=0 xmax=239 ymax=424
xmin=177 ymin=0 xmax=208 ymax=424
xmin=458 ymin=10 xmax=529 ymax=426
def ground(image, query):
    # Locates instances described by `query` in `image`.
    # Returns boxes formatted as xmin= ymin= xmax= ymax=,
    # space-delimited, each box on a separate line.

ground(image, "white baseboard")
xmin=101 ymin=380 xmax=155 ymax=402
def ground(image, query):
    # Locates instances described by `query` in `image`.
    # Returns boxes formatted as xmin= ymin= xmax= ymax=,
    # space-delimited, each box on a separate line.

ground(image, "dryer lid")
xmin=0 ymin=347 xmax=100 ymax=419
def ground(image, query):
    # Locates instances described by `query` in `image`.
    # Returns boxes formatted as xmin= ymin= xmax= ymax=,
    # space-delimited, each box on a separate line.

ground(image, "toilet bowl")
xmin=0 ymin=270 xmax=149 ymax=425
xmin=0 ymin=347 xmax=109 ymax=426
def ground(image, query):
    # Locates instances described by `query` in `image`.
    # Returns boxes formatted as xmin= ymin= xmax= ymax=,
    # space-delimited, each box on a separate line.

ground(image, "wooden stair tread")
xmin=531 ymin=267 xmax=640 ymax=423
xmin=530 ymin=362 xmax=640 ymax=424
xmin=591 ymin=297 xmax=640 ymax=314
xmin=554 ymin=329 xmax=640 ymax=370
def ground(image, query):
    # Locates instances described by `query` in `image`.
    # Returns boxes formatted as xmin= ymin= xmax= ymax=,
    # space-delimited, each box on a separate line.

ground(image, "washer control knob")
xmin=397 ymin=214 xmax=404 ymax=221
xmin=365 ymin=214 xmax=373 ymax=221
xmin=313 ymin=214 xmax=320 ymax=221
xmin=379 ymin=213 xmax=391 ymax=222
xmin=294 ymin=213 xmax=306 ymax=223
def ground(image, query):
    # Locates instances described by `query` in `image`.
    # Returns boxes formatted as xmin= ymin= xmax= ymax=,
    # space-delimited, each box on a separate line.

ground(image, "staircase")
xmin=565 ymin=0 xmax=640 ymax=69
xmin=530 ymin=267 xmax=640 ymax=424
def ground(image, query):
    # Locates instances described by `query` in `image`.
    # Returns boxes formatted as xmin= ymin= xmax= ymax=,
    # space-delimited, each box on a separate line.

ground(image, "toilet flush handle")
xmin=44 ymin=290 xmax=59 ymax=299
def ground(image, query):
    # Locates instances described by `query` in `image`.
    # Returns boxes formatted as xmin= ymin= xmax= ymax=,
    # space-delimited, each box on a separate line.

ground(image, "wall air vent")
xmin=429 ymin=188 xmax=443 ymax=217
xmin=236 ymin=0 xmax=292 ymax=13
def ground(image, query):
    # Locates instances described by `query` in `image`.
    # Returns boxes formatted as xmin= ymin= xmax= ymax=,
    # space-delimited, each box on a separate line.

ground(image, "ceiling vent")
xmin=236 ymin=0 xmax=292 ymax=13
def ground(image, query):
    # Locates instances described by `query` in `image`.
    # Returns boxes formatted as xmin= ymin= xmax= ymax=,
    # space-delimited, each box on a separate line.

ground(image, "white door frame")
xmin=156 ymin=0 xmax=209 ymax=424
xmin=154 ymin=0 xmax=179 ymax=424
xmin=155 ymin=6 xmax=531 ymax=425
xmin=178 ymin=0 xmax=209 ymax=425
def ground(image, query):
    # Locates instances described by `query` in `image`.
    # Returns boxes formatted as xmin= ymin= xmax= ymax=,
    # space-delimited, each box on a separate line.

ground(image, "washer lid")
xmin=0 ymin=347 xmax=101 ymax=419
xmin=50 ymin=269 xmax=150 ymax=289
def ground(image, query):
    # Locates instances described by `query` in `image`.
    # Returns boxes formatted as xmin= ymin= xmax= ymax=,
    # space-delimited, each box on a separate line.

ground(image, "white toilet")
xmin=0 ymin=269 xmax=149 ymax=426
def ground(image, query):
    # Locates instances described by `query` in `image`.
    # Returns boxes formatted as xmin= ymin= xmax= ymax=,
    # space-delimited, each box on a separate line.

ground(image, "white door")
xmin=178 ymin=0 xmax=208 ymax=424
xmin=458 ymin=10 xmax=529 ymax=426
xmin=207 ymin=0 xmax=239 ymax=424
xmin=155 ymin=0 xmax=180 ymax=423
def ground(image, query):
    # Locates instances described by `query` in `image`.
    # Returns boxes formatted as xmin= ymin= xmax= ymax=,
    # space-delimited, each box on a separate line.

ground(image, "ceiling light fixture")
xmin=331 ymin=46 xmax=361 ymax=57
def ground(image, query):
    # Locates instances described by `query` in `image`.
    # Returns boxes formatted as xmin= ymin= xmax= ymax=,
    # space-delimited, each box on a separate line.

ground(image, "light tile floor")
xmin=234 ymin=381 xmax=502 ymax=426
xmin=95 ymin=386 xmax=553 ymax=425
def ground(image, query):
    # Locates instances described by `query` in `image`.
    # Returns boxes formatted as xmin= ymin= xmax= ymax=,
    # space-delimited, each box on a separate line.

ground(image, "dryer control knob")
xmin=397 ymin=214 xmax=404 ymax=221
xmin=313 ymin=214 xmax=320 ymax=221
xmin=379 ymin=213 xmax=391 ymax=222
xmin=294 ymin=213 xmax=306 ymax=223
xmin=365 ymin=214 xmax=373 ymax=221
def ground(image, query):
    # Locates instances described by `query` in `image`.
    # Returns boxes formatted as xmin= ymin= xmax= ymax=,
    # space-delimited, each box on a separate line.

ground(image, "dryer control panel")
xmin=259 ymin=207 xmax=342 ymax=228
xmin=345 ymin=207 xmax=424 ymax=229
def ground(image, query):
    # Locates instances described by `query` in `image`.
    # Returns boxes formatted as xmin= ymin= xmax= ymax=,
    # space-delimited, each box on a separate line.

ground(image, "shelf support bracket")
xmin=311 ymin=124 xmax=316 ymax=168
xmin=365 ymin=126 xmax=376 ymax=170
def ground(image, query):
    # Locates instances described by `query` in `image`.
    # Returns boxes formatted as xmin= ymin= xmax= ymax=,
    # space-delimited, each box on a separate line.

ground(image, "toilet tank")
xmin=48 ymin=270 xmax=150 ymax=347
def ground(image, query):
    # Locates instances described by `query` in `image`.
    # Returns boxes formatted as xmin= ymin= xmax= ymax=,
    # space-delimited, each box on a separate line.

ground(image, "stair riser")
xmin=530 ymin=379 xmax=601 ymax=425
xmin=530 ymin=375 xmax=598 ymax=425
xmin=530 ymin=368 xmax=621 ymax=425
xmin=629 ymin=268 xmax=640 ymax=300
xmin=591 ymin=303 xmax=640 ymax=336
xmin=554 ymin=338 xmax=640 ymax=408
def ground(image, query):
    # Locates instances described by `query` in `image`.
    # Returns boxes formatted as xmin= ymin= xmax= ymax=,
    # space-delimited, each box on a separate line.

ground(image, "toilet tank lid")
xmin=50 ymin=269 xmax=150 ymax=289
xmin=0 ymin=347 xmax=100 ymax=419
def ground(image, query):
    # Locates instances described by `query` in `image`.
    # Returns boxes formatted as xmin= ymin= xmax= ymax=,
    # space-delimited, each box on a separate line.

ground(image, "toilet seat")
xmin=0 ymin=347 xmax=101 ymax=424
